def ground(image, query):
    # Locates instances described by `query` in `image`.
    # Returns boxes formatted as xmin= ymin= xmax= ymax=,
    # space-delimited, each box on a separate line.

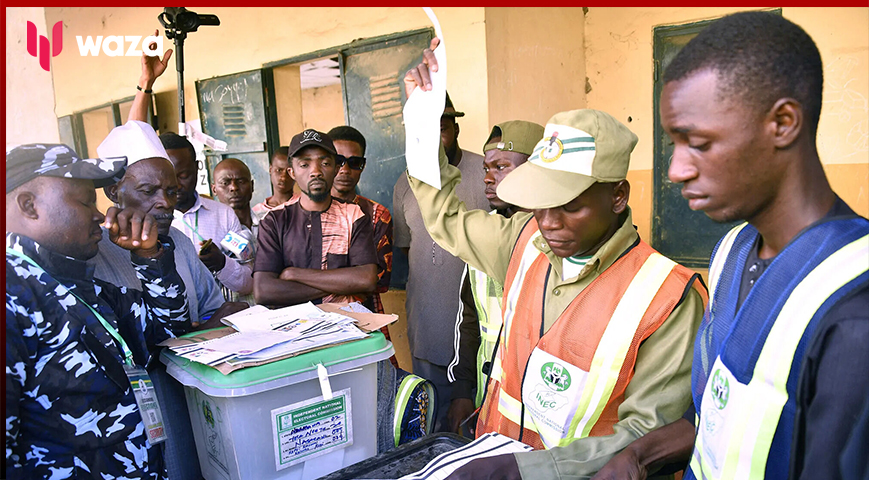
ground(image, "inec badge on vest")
xmin=522 ymin=347 xmax=587 ymax=446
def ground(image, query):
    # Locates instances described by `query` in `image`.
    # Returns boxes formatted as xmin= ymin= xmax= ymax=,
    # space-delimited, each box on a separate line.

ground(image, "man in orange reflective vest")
xmin=402 ymin=39 xmax=707 ymax=479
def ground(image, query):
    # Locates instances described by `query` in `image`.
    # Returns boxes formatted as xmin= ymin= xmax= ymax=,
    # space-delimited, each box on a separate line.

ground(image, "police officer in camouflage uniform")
xmin=5 ymin=144 xmax=191 ymax=479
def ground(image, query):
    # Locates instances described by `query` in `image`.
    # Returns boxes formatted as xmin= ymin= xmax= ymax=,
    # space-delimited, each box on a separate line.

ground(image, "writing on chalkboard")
xmin=201 ymin=77 xmax=249 ymax=105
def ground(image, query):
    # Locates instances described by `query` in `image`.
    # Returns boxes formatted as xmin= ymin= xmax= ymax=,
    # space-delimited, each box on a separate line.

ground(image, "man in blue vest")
xmin=593 ymin=11 xmax=868 ymax=480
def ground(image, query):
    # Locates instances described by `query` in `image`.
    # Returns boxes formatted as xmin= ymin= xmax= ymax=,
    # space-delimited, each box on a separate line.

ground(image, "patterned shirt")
xmin=5 ymin=232 xmax=191 ymax=480
xmin=89 ymin=226 xmax=224 ymax=324
xmin=342 ymin=195 xmax=393 ymax=314
xmin=254 ymin=197 xmax=377 ymax=306
xmin=171 ymin=193 xmax=253 ymax=297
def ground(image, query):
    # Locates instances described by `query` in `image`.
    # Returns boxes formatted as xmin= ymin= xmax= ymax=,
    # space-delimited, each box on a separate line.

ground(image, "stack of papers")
xmin=399 ymin=433 xmax=533 ymax=480
xmin=165 ymin=302 xmax=369 ymax=367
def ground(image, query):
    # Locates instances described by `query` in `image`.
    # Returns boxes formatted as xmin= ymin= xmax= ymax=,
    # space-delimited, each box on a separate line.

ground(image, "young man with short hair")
xmin=593 ymin=11 xmax=869 ymax=480
xmin=328 ymin=125 xmax=393 ymax=315
xmin=253 ymin=129 xmax=378 ymax=308
xmin=252 ymin=147 xmax=298 ymax=222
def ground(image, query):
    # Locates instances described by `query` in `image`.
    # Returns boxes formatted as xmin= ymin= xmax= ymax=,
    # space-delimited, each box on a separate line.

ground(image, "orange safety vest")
xmin=477 ymin=218 xmax=706 ymax=449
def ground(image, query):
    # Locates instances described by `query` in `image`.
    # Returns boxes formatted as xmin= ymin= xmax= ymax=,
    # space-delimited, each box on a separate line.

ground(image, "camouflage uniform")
xmin=5 ymin=232 xmax=191 ymax=479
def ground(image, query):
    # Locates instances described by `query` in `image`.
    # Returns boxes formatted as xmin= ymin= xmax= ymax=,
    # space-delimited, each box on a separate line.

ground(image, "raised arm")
xmin=128 ymin=29 xmax=173 ymax=123
xmin=402 ymin=38 xmax=526 ymax=283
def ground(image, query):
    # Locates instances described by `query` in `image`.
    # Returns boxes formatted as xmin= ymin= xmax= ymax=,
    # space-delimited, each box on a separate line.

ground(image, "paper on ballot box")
xmin=158 ymin=303 xmax=398 ymax=375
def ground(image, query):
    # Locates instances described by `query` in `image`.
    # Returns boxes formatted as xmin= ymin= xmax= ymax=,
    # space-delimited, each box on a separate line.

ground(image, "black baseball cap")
xmin=442 ymin=91 xmax=465 ymax=118
xmin=287 ymin=129 xmax=337 ymax=158
xmin=6 ymin=143 xmax=127 ymax=193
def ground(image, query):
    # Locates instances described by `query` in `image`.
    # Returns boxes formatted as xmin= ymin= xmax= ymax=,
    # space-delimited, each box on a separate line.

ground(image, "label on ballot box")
xmin=272 ymin=388 xmax=353 ymax=471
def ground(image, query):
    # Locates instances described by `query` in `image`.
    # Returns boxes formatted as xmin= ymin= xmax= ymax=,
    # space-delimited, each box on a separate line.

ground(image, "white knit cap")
xmin=97 ymin=120 xmax=169 ymax=165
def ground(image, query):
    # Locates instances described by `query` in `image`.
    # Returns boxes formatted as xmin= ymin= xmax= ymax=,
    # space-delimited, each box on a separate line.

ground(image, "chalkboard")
xmin=197 ymin=70 xmax=270 ymax=154
xmin=342 ymin=30 xmax=433 ymax=288
xmin=197 ymin=69 xmax=276 ymax=209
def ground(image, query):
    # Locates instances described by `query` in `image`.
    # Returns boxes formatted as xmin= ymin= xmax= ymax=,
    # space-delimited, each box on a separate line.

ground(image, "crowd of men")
xmin=6 ymin=10 xmax=868 ymax=480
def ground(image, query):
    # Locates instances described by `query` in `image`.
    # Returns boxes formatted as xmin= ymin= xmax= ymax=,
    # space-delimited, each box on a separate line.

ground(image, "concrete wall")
xmin=6 ymin=7 xmax=60 ymax=148
xmin=301 ymin=83 xmax=345 ymax=133
xmin=273 ymin=64 xmax=304 ymax=146
xmin=484 ymin=7 xmax=587 ymax=128
xmin=584 ymin=7 xmax=869 ymax=243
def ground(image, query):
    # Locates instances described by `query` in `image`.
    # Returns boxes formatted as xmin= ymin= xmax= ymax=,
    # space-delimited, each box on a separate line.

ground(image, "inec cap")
xmin=97 ymin=120 xmax=169 ymax=165
xmin=483 ymin=120 xmax=545 ymax=156
xmin=288 ymin=129 xmax=336 ymax=158
xmin=496 ymin=109 xmax=639 ymax=209
xmin=6 ymin=143 xmax=127 ymax=193
xmin=442 ymin=91 xmax=465 ymax=118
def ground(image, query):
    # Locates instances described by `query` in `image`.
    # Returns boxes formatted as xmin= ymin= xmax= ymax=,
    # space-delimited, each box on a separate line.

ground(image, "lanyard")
xmin=6 ymin=247 xmax=135 ymax=366
xmin=181 ymin=210 xmax=206 ymax=243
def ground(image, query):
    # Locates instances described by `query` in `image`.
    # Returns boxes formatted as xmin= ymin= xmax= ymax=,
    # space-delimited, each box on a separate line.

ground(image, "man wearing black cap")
xmin=5 ymin=144 xmax=191 ymax=479
xmin=393 ymin=91 xmax=489 ymax=432
xmin=253 ymin=129 xmax=378 ymax=308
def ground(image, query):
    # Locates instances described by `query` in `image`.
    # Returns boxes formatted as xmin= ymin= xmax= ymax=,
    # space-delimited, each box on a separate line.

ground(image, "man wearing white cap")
xmin=403 ymin=41 xmax=707 ymax=479
xmin=126 ymin=36 xmax=254 ymax=302
xmin=91 ymin=120 xmax=247 ymax=480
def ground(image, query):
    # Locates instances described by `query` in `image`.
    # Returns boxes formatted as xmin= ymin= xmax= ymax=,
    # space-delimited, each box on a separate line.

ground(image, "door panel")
xmin=197 ymin=69 xmax=275 ymax=208
xmin=341 ymin=30 xmax=433 ymax=287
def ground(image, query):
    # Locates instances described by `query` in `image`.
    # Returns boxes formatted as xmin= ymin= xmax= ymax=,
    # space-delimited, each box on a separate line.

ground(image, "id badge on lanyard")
xmin=7 ymin=246 xmax=169 ymax=445
xmin=125 ymin=365 xmax=168 ymax=445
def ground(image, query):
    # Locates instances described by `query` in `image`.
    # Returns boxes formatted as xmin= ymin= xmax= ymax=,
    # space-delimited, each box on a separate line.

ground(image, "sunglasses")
xmin=336 ymin=155 xmax=366 ymax=171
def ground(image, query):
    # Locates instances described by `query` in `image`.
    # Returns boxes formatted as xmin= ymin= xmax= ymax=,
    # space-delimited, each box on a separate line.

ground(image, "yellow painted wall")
xmin=273 ymin=64 xmax=304 ymax=147
xmin=43 ymin=7 xmax=492 ymax=154
xmin=585 ymin=7 xmax=869 ymax=238
xmin=7 ymin=7 xmax=60 ymax=148
xmin=301 ymin=83 xmax=345 ymax=134
xmin=484 ymin=7 xmax=587 ymax=128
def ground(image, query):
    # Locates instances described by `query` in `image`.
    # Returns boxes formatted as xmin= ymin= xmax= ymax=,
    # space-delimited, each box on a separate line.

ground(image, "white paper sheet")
xmin=403 ymin=7 xmax=447 ymax=190
xmin=220 ymin=302 xmax=322 ymax=332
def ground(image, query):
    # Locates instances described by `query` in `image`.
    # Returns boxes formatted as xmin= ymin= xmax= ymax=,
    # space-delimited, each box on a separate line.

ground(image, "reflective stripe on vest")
xmin=707 ymin=223 xmax=748 ymax=302
xmin=394 ymin=374 xmax=427 ymax=446
xmin=500 ymin=229 xmax=544 ymax=356
xmin=568 ymin=252 xmax=676 ymax=441
xmin=469 ymin=264 xmax=504 ymax=407
xmin=690 ymin=233 xmax=869 ymax=479
xmin=482 ymin=219 xmax=695 ymax=449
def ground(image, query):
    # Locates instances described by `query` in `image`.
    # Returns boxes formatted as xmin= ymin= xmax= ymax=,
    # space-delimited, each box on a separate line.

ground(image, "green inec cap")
xmin=496 ymin=109 xmax=638 ymax=210
xmin=483 ymin=120 xmax=545 ymax=156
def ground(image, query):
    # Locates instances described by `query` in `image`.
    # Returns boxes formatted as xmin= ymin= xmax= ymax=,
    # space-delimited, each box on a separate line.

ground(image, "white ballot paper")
xmin=403 ymin=7 xmax=447 ymax=190
xmin=399 ymin=433 xmax=533 ymax=480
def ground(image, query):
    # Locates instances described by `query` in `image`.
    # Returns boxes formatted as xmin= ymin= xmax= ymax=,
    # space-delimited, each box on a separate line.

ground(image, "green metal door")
xmin=341 ymin=29 xmax=433 ymax=287
xmin=196 ymin=69 xmax=278 ymax=208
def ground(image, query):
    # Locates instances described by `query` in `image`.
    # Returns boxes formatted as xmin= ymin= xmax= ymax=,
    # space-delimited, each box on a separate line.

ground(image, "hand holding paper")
xmin=403 ymin=7 xmax=447 ymax=189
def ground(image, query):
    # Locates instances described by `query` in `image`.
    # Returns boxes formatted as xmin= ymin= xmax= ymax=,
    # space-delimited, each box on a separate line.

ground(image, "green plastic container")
xmin=161 ymin=331 xmax=394 ymax=480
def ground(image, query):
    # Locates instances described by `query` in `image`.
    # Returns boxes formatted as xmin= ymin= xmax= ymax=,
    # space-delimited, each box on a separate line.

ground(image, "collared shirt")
xmin=340 ymin=194 xmax=393 ymax=314
xmin=393 ymin=148 xmax=490 ymax=366
xmin=5 ymin=232 xmax=191 ymax=479
xmin=89 ymin=226 xmax=224 ymax=324
xmin=407 ymin=146 xmax=705 ymax=478
xmin=172 ymin=193 xmax=254 ymax=297
xmin=254 ymin=197 xmax=377 ymax=306
xmin=223 ymin=209 xmax=259 ymax=305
